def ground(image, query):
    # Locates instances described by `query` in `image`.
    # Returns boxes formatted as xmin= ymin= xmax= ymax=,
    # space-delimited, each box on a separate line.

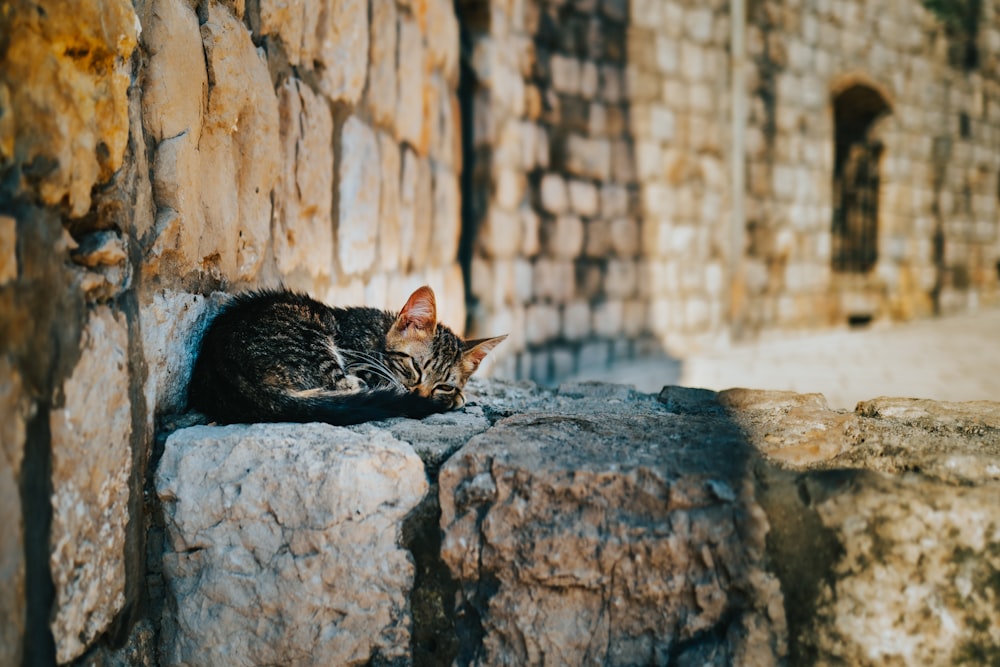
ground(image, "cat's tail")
xmin=270 ymin=388 xmax=446 ymax=426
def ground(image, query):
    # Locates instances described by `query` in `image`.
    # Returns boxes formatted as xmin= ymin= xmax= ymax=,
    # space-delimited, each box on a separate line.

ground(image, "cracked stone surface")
xmin=153 ymin=380 xmax=1000 ymax=666
xmin=156 ymin=422 xmax=427 ymax=667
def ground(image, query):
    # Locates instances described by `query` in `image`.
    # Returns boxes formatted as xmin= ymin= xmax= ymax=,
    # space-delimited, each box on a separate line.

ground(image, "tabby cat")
xmin=188 ymin=286 xmax=505 ymax=425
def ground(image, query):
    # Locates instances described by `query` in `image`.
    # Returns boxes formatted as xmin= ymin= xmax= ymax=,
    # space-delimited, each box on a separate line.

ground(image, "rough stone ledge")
xmin=153 ymin=380 xmax=1000 ymax=666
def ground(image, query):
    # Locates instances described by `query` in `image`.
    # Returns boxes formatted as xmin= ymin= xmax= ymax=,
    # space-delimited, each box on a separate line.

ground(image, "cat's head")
xmin=383 ymin=286 xmax=506 ymax=409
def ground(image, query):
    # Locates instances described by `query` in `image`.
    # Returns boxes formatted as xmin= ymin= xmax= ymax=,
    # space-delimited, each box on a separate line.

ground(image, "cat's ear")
xmin=391 ymin=286 xmax=438 ymax=338
xmin=461 ymin=335 xmax=508 ymax=373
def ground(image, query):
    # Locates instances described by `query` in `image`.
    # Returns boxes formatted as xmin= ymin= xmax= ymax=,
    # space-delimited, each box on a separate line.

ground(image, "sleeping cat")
xmin=188 ymin=286 xmax=505 ymax=425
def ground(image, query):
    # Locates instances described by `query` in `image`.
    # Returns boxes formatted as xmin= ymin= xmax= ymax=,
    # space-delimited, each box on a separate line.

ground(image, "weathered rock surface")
xmin=439 ymin=383 xmax=788 ymax=666
xmin=0 ymin=357 xmax=26 ymax=667
xmin=49 ymin=307 xmax=132 ymax=663
xmin=0 ymin=0 xmax=138 ymax=217
xmin=156 ymin=422 xmax=428 ymax=667
xmin=150 ymin=379 xmax=1000 ymax=666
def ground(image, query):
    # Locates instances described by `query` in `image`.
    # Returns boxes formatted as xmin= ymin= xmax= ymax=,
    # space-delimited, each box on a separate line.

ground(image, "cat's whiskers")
xmin=340 ymin=349 xmax=406 ymax=390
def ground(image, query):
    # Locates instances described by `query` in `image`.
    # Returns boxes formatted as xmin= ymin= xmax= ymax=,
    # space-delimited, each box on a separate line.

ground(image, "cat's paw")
xmin=337 ymin=374 xmax=368 ymax=392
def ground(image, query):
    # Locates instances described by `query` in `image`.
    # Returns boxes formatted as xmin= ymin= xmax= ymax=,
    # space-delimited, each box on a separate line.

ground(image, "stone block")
xmin=317 ymin=0 xmax=368 ymax=104
xmin=567 ymin=179 xmax=599 ymax=217
xmin=525 ymin=303 xmax=561 ymax=345
xmin=338 ymin=116 xmax=380 ymax=276
xmin=584 ymin=219 xmax=611 ymax=258
xmin=0 ymin=358 xmax=25 ymax=667
xmin=520 ymin=206 xmax=541 ymax=257
xmin=539 ymin=173 xmax=569 ymax=215
xmin=550 ymin=54 xmax=581 ymax=95
xmin=140 ymin=290 xmax=227 ymax=420
xmin=622 ymin=299 xmax=647 ymax=337
xmin=156 ymin=423 xmax=427 ymax=666
xmin=562 ymin=300 xmax=592 ymax=341
xmin=610 ymin=217 xmax=640 ymax=257
xmin=1 ymin=0 xmax=137 ymax=216
xmin=273 ymin=79 xmax=335 ymax=281
xmin=146 ymin=2 xmax=279 ymax=283
xmin=543 ymin=215 xmax=585 ymax=259
xmin=142 ymin=0 xmax=205 ymax=144
xmin=439 ymin=408 xmax=785 ymax=665
xmin=425 ymin=0 xmax=460 ymax=82
xmin=478 ymin=206 xmax=521 ymax=259
xmin=533 ymin=259 xmax=576 ymax=302
xmin=428 ymin=72 xmax=459 ymax=168
xmin=50 ymin=307 xmax=132 ymax=663
xmin=0 ymin=215 xmax=15 ymax=285
xmin=599 ymin=65 xmax=624 ymax=103
xmin=589 ymin=298 xmax=623 ymax=339
xmin=368 ymin=0 xmax=398 ymax=129
xmin=495 ymin=168 xmax=523 ymax=211
xmin=563 ymin=134 xmax=611 ymax=181
xmin=580 ymin=61 xmax=599 ymax=99
xmin=605 ymin=259 xmax=637 ymax=298
xmin=377 ymin=133 xmax=403 ymax=272
xmin=431 ymin=165 xmax=461 ymax=266
xmin=397 ymin=15 xmax=427 ymax=150
xmin=259 ymin=0 xmax=306 ymax=64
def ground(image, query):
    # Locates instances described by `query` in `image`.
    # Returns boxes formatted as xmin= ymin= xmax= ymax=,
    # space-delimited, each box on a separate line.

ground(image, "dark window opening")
xmin=959 ymin=111 xmax=971 ymax=138
xmin=831 ymin=84 xmax=891 ymax=274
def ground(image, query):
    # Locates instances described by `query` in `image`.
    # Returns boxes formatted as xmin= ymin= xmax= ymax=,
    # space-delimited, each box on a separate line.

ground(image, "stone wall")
xmin=0 ymin=0 xmax=465 ymax=661
xmin=742 ymin=0 xmax=1000 ymax=329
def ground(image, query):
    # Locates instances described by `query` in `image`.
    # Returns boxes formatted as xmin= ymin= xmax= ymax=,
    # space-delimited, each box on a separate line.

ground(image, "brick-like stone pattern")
xmin=742 ymin=0 xmax=1000 ymax=330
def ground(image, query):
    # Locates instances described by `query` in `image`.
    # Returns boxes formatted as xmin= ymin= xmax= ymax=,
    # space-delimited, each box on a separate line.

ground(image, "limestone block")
xmin=368 ymin=0 xmax=398 ymax=128
xmin=601 ymin=183 xmax=628 ymax=218
xmin=259 ymin=0 xmax=306 ymax=64
xmin=145 ymin=3 xmax=279 ymax=283
xmin=585 ymin=219 xmax=611 ymax=258
xmin=478 ymin=207 xmax=521 ymax=259
xmin=622 ymin=299 xmax=647 ymax=336
xmin=629 ymin=0 xmax=661 ymax=29
xmin=50 ymin=307 xmax=132 ymax=663
xmin=397 ymin=16 xmax=427 ymax=151
xmin=539 ymin=173 xmax=569 ymax=214
xmin=567 ymin=179 xmax=599 ymax=217
xmin=561 ymin=300 xmax=592 ymax=340
xmin=378 ymin=134 xmax=403 ymax=272
xmin=425 ymin=0 xmax=460 ymax=83
xmin=0 ymin=0 xmax=138 ymax=217
xmin=495 ymin=168 xmax=523 ymax=211
xmin=610 ymin=217 xmax=640 ymax=257
xmin=439 ymin=409 xmax=786 ymax=665
xmin=431 ymin=165 xmax=461 ymax=266
xmin=428 ymin=73 xmax=460 ymax=169
xmin=338 ymin=116 xmax=381 ymax=276
xmin=0 ymin=358 xmax=26 ymax=667
xmin=564 ymin=134 xmax=611 ymax=181
xmin=0 ymin=215 xmax=15 ymax=285
xmin=592 ymin=299 xmax=624 ymax=337
xmin=525 ymin=303 xmax=561 ymax=345
xmin=605 ymin=258 xmax=638 ymax=297
xmin=273 ymin=79 xmax=335 ymax=281
xmin=580 ymin=61 xmax=599 ymax=99
xmin=543 ymin=215 xmax=585 ymax=259
xmin=317 ymin=0 xmax=368 ymax=104
xmin=520 ymin=206 xmax=541 ymax=257
xmin=550 ymin=54 xmax=581 ymax=95
xmin=533 ymin=259 xmax=575 ymax=302
xmin=140 ymin=290 xmax=226 ymax=419
xmin=157 ymin=423 xmax=428 ymax=666
xmin=143 ymin=0 xmax=206 ymax=144
xmin=399 ymin=148 xmax=433 ymax=269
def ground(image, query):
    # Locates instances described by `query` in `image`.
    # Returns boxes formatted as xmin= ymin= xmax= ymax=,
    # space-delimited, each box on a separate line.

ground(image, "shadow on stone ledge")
xmin=151 ymin=379 xmax=1000 ymax=666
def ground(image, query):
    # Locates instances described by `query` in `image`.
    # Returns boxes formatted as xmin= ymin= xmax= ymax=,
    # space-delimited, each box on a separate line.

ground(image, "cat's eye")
xmin=434 ymin=384 xmax=457 ymax=395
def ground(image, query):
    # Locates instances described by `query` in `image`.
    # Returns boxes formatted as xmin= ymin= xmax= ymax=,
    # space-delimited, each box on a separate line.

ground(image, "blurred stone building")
xmin=0 ymin=0 xmax=998 ymax=662
xmin=461 ymin=0 xmax=1000 ymax=382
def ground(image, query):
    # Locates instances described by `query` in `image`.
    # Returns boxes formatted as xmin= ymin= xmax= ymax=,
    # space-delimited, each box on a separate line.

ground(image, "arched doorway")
xmin=831 ymin=84 xmax=891 ymax=274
